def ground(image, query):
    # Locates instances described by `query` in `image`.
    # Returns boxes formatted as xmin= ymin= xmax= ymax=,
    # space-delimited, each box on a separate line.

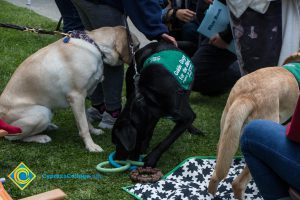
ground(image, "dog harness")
xmin=283 ymin=62 xmax=300 ymax=84
xmin=143 ymin=50 xmax=194 ymax=90
xmin=62 ymin=30 xmax=103 ymax=55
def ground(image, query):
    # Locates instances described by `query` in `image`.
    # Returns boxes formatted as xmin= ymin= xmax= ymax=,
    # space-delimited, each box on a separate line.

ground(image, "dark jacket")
xmin=89 ymin=0 xmax=169 ymax=40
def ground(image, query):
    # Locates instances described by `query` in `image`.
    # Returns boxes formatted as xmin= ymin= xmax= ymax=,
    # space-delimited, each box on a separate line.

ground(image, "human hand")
xmin=161 ymin=33 xmax=178 ymax=46
xmin=204 ymin=0 xmax=213 ymax=4
xmin=176 ymin=9 xmax=196 ymax=23
xmin=0 ymin=129 xmax=8 ymax=137
xmin=209 ymin=34 xmax=228 ymax=49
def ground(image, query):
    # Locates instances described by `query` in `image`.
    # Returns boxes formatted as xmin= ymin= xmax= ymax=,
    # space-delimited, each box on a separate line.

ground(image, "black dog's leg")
xmin=128 ymin=100 xmax=160 ymax=160
xmin=125 ymin=62 xmax=136 ymax=100
xmin=143 ymin=120 xmax=193 ymax=167
xmin=187 ymin=124 xmax=204 ymax=135
xmin=143 ymin=106 xmax=195 ymax=167
xmin=139 ymin=117 xmax=160 ymax=154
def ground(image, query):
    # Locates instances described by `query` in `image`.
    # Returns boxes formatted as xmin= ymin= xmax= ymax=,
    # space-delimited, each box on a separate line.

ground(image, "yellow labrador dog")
xmin=0 ymin=26 xmax=139 ymax=152
xmin=208 ymin=52 xmax=300 ymax=199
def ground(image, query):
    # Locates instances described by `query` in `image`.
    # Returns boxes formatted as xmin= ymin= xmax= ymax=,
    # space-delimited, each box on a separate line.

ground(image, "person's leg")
xmin=55 ymin=0 xmax=84 ymax=32
xmin=71 ymin=0 xmax=125 ymax=128
xmin=241 ymin=120 xmax=300 ymax=200
xmin=98 ymin=63 xmax=124 ymax=129
xmin=191 ymin=38 xmax=240 ymax=96
xmin=71 ymin=1 xmax=124 ymax=29
xmin=229 ymin=1 xmax=282 ymax=74
xmin=70 ymin=0 xmax=93 ymax=30
xmin=181 ymin=21 xmax=199 ymax=45
xmin=175 ymin=21 xmax=199 ymax=57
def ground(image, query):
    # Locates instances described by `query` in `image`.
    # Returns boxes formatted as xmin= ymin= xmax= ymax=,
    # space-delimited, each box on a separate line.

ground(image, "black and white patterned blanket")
xmin=123 ymin=157 xmax=262 ymax=200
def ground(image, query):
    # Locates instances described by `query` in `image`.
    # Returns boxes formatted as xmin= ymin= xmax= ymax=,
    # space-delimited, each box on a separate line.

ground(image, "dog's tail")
xmin=208 ymin=97 xmax=254 ymax=195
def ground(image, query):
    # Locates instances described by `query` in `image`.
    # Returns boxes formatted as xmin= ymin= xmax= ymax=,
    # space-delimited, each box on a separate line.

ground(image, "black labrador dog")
xmin=112 ymin=41 xmax=202 ymax=167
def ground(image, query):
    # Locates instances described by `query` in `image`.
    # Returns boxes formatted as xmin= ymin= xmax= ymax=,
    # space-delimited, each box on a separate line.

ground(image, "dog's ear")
xmin=113 ymin=119 xmax=137 ymax=152
xmin=114 ymin=26 xmax=140 ymax=64
xmin=135 ymin=42 xmax=158 ymax=66
xmin=87 ymin=28 xmax=122 ymax=66
xmin=98 ymin=44 xmax=123 ymax=66
xmin=283 ymin=51 xmax=300 ymax=65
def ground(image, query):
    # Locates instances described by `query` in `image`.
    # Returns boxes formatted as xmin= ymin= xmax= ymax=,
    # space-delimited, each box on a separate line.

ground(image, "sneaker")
xmin=86 ymin=107 xmax=103 ymax=123
xmin=98 ymin=110 xmax=120 ymax=129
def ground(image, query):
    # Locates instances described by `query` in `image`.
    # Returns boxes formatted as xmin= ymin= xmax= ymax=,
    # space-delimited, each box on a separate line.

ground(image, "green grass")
xmin=0 ymin=1 xmax=229 ymax=199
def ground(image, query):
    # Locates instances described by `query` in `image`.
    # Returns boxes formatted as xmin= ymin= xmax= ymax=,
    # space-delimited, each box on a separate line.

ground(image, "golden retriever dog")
xmin=208 ymin=52 xmax=300 ymax=199
xmin=0 ymin=26 xmax=139 ymax=152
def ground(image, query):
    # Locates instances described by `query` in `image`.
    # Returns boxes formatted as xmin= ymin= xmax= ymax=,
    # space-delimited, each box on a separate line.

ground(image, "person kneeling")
xmin=240 ymin=96 xmax=300 ymax=200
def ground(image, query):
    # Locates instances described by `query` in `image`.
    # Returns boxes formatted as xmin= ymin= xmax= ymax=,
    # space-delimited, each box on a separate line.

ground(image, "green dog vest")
xmin=283 ymin=62 xmax=300 ymax=84
xmin=143 ymin=50 xmax=194 ymax=90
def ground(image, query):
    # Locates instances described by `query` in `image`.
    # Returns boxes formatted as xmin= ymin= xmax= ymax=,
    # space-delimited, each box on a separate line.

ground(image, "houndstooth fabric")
xmin=125 ymin=157 xmax=263 ymax=200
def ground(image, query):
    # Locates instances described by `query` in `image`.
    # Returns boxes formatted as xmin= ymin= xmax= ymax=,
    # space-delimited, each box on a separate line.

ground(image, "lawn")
xmin=0 ymin=1 xmax=229 ymax=199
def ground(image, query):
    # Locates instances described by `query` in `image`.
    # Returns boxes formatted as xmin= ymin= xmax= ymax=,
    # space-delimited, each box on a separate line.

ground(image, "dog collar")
xmin=143 ymin=50 xmax=194 ymax=90
xmin=283 ymin=62 xmax=300 ymax=84
xmin=63 ymin=30 xmax=103 ymax=56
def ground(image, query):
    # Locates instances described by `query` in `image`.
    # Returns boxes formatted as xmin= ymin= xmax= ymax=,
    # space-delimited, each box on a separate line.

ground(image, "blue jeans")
xmin=241 ymin=120 xmax=300 ymax=200
xmin=71 ymin=0 xmax=125 ymax=111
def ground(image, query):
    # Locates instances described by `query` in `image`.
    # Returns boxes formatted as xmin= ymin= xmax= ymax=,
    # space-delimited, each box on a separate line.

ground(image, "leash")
xmin=0 ymin=23 xmax=104 ymax=57
xmin=123 ymin=16 xmax=144 ymax=102
xmin=0 ymin=22 xmax=70 ymax=37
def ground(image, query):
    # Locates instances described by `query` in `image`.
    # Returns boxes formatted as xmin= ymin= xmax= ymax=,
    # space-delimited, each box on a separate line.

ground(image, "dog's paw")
xmin=46 ymin=123 xmax=59 ymax=132
xmin=22 ymin=135 xmax=52 ymax=143
xmin=90 ymin=128 xmax=104 ymax=135
xmin=187 ymin=125 xmax=205 ymax=136
xmin=207 ymin=178 xmax=219 ymax=196
xmin=232 ymin=180 xmax=245 ymax=200
xmin=143 ymin=156 xmax=157 ymax=168
xmin=86 ymin=142 xmax=104 ymax=152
